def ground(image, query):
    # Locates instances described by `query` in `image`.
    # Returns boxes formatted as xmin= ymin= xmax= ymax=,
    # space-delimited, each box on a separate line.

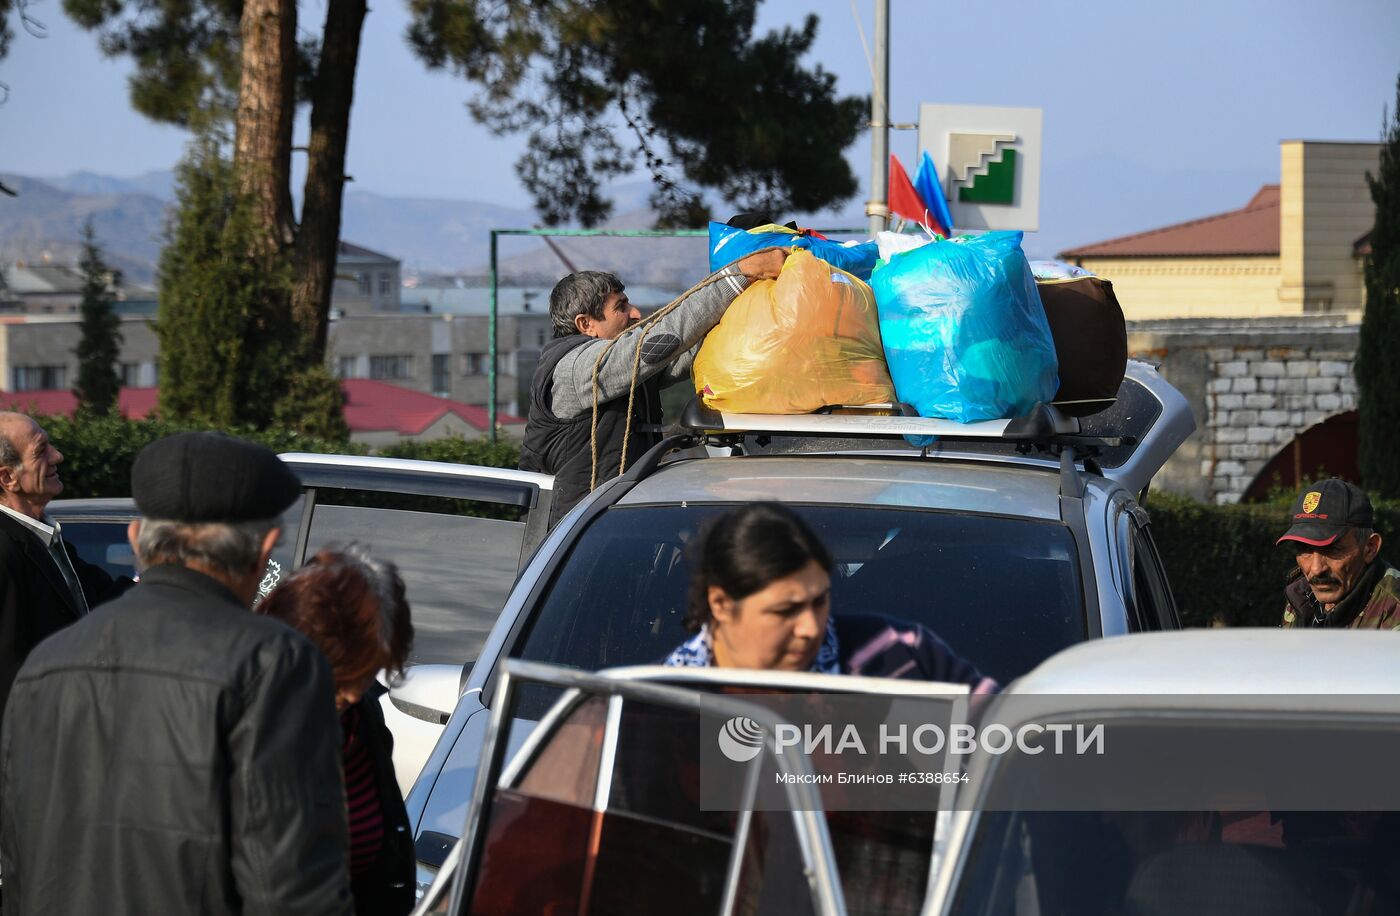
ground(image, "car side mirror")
xmin=388 ymin=663 xmax=467 ymax=725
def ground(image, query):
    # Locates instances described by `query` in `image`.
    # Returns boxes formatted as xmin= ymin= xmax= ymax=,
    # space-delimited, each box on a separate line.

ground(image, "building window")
xmin=13 ymin=365 xmax=66 ymax=391
xmin=357 ymin=272 xmax=371 ymax=296
xmin=369 ymin=355 xmax=412 ymax=380
xmin=337 ymin=356 xmax=360 ymax=379
xmin=463 ymin=352 xmax=486 ymax=376
xmin=378 ymin=273 xmax=393 ymax=296
xmin=120 ymin=362 xmax=141 ymax=387
xmin=431 ymin=354 xmax=449 ymax=396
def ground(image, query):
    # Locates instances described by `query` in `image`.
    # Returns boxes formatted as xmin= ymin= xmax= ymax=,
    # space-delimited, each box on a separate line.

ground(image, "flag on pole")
xmin=888 ymin=155 xmax=927 ymax=225
xmin=913 ymin=151 xmax=955 ymax=238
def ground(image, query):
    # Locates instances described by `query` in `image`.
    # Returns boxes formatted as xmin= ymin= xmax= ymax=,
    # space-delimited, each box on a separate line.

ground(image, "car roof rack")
xmin=678 ymin=398 xmax=1127 ymax=449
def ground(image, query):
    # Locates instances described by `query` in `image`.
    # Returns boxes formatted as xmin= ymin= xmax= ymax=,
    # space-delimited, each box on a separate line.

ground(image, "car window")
xmin=302 ymin=491 xmax=526 ymax=667
xmin=513 ymin=505 xmax=1084 ymax=685
xmin=944 ymin=713 xmax=1400 ymax=916
xmin=1131 ymin=523 xmax=1178 ymax=630
xmin=465 ymin=687 xmax=823 ymax=916
xmin=56 ymin=520 xmax=136 ymax=580
xmin=55 ymin=508 xmax=298 ymax=593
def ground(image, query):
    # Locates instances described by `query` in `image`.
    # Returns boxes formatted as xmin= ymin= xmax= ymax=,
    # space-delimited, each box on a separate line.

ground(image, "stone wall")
xmin=1126 ymin=317 xmax=1358 ymax=504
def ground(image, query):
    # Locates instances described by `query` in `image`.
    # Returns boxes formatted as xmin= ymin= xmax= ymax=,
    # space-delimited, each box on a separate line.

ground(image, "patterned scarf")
xmin=664 ymin=619 xmax=841 ymax=674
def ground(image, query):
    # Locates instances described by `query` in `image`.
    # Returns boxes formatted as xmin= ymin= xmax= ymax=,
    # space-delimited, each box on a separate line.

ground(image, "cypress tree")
xmin=156 ymin=131 xmax=300 ymax=428
xmin=1358 ymin=75 xmax=1400 ymax=498
xmin=156 ymin=129 xmax=348 ymax=439
xmin=73 ymin=220 xmax=123 ymax=415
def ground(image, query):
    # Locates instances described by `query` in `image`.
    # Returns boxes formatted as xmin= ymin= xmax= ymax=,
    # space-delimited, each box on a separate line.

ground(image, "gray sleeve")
xmin=548 ymin=265 xmax=749 ymax=421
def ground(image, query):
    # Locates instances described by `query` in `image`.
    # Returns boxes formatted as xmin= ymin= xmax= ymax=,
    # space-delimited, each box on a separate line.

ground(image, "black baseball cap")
xmin=1277 ymin=477 xmax=1374 ymax=547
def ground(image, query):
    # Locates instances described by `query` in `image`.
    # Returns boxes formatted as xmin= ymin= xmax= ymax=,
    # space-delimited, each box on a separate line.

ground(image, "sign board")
xmin=918 ymin=104 xmax=1042 ymax=232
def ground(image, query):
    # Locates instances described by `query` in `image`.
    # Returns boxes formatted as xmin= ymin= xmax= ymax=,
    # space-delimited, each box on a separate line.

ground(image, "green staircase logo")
xmin=949 ymin=132 xmax=1018 ymax=205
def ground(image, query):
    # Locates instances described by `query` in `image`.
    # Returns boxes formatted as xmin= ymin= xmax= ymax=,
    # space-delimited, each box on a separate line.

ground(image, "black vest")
xmin=519 ymin=335 xmax=663 ymax=525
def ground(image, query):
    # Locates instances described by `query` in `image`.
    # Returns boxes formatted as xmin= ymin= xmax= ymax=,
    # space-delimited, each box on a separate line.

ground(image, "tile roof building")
xmin=1060 ymin=141 xmax=1380 ymax=320
xmin=0 ymin=380 xmax=525 ymax=447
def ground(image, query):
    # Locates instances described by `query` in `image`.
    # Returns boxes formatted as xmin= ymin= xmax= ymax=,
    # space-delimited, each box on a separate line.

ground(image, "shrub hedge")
xmin=37 ymin=412 xmax=367 ymax=501
xmin=29 ymin=411 xmax=1399 ymax=630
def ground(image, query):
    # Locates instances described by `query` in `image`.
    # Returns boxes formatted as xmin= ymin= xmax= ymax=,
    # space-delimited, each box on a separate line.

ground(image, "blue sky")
xmin=1 ymin=0 xmax=1397 ymax=256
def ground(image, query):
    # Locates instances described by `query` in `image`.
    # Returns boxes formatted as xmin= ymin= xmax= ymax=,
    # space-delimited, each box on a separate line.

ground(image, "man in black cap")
xmin=1278 ymin=477 xmax=1399 ymax=629
xmin=0 ymin=432 xmax=352 ymax=915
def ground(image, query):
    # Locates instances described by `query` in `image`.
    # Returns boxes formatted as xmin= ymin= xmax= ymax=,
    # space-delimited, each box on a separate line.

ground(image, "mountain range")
xmin=0 ymin=158 xmax=1275 ymax=288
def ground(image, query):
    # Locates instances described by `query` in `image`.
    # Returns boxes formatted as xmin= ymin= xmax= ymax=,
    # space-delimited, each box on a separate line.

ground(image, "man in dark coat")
xmin=518 ymin=247 xmax=787 ymax=525
xmin=1279 ymin=477 xmax=1400 ymax=629
xmin=0 ymin=412 xmax=128 ymax=731
xmin=0 ymin=432 xmax=353 ymax=915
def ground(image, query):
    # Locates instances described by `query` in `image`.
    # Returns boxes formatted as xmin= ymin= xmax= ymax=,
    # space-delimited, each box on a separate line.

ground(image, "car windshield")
xmin=513 ymin=504 xmax=1084 ymax=684
xmin=949 ymin=808 xmax=1400 ymax=916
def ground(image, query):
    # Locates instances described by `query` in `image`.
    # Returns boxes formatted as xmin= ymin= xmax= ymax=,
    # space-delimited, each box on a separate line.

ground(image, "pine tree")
xmin=1357 ymin=74 xmax=1400 ymax=498
xmin=73 ymin=220 xmax=124 ymax=416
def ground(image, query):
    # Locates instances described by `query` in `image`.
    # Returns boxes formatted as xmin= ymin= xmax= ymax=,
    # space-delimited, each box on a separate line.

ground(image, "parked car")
xmin=419 ymin=629 xmax=1400 ymax=915
xmin=403 ymin=361 xmax=1196 ymax=895
xmin=48 ymin=454 xmax=555 ymax=794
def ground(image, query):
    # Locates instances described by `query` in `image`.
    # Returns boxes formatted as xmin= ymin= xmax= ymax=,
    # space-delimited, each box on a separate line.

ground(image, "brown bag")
xmin=1036 ymin=276 xmax=1127 ymax=417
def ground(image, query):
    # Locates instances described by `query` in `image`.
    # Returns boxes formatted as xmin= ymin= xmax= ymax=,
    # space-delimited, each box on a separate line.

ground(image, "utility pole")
xmin=866 ymin=0 xmax=890 ymax=237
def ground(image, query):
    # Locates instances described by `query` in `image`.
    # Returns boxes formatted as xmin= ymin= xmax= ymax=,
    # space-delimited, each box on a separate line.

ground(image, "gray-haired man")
xmin=0 ymin=412 xmax=129 ymax=733
xmin=1 ymin=432 xmax=352 ymax=916
xmin=520 ymin=249 xmax=786 ymax=524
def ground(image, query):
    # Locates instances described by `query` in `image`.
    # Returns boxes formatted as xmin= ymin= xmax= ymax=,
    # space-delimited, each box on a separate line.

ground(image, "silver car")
xmin=48 ymin=455 xmax=557 ymax=795
xmin=421 ymin=630 xmax=1400 ymax=915
xmin=404 ymin=360 xmax=1196 ymax=893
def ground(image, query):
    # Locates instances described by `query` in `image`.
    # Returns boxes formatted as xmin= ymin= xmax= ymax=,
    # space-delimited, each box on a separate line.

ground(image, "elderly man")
xmin=1279 ymin=477 xmax=1400 ymax=629
xmin=0 ymin=432 xmax=351 ymax=915
xmin=519 ymin=248 xmax=787 ymax=525
xmin=0 ymin=412 xmax=128 ymax=730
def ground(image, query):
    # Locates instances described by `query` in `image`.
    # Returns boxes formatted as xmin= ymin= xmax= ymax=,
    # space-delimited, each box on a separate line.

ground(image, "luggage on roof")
xmin=871 ymin=230 xmax=1059 ymax=424
xmin=708 ymin=221 xmax=880 ymax=281
xmin=692 ymin=250 xmax=895 ymax=414
xmin=1036 ymin=272 xmax=1127 ymax=417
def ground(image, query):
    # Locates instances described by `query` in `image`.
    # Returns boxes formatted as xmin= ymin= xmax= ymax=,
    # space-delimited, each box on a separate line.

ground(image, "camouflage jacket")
xmin=1281 ymin=557 xmax=1400 ymax=629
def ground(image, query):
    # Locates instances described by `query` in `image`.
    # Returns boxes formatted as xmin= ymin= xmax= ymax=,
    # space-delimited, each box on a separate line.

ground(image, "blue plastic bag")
xmin=871 ymin=231 xmax=1059 ymax=424
xmin=708 ymin=222 xmax=880 ymax=281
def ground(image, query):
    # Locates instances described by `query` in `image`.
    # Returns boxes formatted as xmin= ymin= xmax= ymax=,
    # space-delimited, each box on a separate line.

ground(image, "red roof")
xmin=0 ymin=387 xmax=158 ymax=418
xmin=341 ymin=379 xmax=523 ymax=435
xmin=0 ymin=382 xmax=522 ymax=436
xmin=1060 ymin=185 xmax=1281 ymax=258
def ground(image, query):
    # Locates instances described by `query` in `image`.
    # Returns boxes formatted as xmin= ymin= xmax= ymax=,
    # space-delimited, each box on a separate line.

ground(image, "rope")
xmin=587 ymin=272 xmax=723 ymax=491
xmin=586 ymin=247 xmax=787 ymax=492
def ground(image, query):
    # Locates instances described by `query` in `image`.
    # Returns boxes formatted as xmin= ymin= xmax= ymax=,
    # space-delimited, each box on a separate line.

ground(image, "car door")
xmin=421 ymin=660 xmax=975 ymax=916
xmin=428 ymin=661 xmax=854 ymax=916
xmin=277 ymin=453 xmax=553 ymax=791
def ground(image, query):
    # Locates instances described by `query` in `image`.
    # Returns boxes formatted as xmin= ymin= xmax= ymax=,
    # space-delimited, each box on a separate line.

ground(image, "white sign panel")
xmin=918 ymin=104 xmax=1042 ymax=232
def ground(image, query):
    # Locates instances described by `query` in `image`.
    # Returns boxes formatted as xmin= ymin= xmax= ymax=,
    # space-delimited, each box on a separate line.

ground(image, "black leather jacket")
xmin=0 ymin=564 xmax=353 ymax=915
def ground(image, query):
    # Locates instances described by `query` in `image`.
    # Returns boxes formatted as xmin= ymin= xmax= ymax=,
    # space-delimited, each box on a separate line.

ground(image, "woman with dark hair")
xmin=665 ymin=502 xmax=996 ymax=692
xmin=259 ymin=546 xmax=416 ymax=916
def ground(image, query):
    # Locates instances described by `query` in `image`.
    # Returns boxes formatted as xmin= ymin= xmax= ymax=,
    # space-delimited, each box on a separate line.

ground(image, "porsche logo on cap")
xmin=1302 ymin=491 xmax=1322 ymax=514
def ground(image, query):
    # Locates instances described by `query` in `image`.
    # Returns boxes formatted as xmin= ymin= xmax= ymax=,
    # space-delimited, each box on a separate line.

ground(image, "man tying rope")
xmin=519 ymin=247 xmax=788 ymax=525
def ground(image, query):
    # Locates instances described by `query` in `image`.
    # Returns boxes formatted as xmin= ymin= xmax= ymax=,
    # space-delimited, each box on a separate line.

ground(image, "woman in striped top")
xmin=260 ymin=546 xmax=417 ymax=915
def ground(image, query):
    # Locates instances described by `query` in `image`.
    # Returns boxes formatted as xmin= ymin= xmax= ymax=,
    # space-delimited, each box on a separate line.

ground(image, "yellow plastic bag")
xmin=693 ymin=249 xmax=896 ymax=413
